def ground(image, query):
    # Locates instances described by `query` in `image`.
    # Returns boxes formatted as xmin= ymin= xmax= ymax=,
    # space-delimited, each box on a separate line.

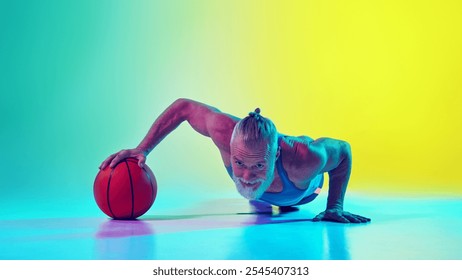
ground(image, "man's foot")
xmin=279 ymin=206 xmax=299 ymax=213
xmin=249 ymin=200 xmax=273 ymax=213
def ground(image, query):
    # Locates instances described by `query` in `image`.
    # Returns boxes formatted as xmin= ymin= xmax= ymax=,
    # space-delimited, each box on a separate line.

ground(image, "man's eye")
xmin=256 ymin=164 xmax=264 ymax=169
xmin=235 ymin=160 xmax=243 ymax=166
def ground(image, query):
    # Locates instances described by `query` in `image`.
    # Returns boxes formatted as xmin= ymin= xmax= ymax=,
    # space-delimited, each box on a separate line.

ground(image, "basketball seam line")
xmin=107 ymin=166 xmax=117 ymax=219
xmin=125 ymin=160 xmax=135 ymax=219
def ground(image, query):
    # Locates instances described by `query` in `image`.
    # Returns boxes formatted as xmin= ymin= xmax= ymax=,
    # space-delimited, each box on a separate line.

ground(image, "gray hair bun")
xmin=248 ymin=108 xmax=261 ymax=119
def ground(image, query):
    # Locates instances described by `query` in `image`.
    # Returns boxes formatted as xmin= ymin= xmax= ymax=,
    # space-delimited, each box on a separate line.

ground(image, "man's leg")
xmin=249 ymin=200 xmax=273 ymax=213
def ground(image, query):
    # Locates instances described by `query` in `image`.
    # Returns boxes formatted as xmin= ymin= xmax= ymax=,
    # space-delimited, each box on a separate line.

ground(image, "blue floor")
xmin=1 ymin=190 xmax=461 ymax=260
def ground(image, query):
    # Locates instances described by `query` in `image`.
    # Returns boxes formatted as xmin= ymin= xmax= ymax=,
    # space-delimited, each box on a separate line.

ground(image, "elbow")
xmin=173 ymin=98 xmax=191 ymax=108
xmin=340 ymin=141 xmax=352 ymax=160
xmin=343 ymin=141 xmax=351 ymax=153
xmin=172 ymin=98 xmax=193 ymax=120
xmin=163 ymin=98 xmax=191 ymax=122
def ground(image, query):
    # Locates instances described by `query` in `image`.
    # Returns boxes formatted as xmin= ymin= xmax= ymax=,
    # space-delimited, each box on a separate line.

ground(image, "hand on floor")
xmin=313 ymin=209 xmax=371 ymax=223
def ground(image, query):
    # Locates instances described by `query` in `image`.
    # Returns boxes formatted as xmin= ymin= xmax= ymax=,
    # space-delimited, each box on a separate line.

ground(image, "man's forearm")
xmin=326 ymin=155 xmax=351 ymax=210
xmin=136 ymin=98 xmax=189 ymax=154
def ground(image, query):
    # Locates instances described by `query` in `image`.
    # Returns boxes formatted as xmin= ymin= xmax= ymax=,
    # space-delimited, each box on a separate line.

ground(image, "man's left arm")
xmin=311 ymin=138 xmax=371 ymax=223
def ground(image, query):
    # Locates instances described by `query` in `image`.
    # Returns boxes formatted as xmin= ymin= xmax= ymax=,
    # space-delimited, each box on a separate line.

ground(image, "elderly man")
xmin=100 ymin=98 xmax=370 ymax=223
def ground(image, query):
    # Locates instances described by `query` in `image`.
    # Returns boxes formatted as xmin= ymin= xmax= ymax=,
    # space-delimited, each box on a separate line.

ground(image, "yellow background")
xmin=150 ymin=0 xmax=462 ymax=195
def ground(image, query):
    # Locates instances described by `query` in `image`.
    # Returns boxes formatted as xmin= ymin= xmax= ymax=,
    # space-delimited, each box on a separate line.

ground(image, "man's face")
xmin=230 ymin=135 xmax=278 ymax=200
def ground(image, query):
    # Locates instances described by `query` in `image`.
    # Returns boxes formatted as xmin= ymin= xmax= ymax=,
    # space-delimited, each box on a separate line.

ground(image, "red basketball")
xmin=94 ymin=158 xmax=157 ymax=219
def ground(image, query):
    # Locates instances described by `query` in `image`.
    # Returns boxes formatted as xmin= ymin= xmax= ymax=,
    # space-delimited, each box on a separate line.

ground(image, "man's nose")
xmin=242 ymin=169 xmax=256 ymax=181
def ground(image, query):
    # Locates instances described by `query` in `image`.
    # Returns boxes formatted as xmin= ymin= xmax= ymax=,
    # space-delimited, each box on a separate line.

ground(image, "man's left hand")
xmin=313 ymin=209 xmax=371 ymax=223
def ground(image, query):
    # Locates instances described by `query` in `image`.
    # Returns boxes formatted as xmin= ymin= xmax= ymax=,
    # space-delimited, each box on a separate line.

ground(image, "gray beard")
xmin=232 ymin=174 xmax=273 ymax=200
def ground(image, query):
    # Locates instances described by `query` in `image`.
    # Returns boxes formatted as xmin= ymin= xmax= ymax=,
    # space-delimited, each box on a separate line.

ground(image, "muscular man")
xmin=100 ymin=98 xmax=370 ymax=223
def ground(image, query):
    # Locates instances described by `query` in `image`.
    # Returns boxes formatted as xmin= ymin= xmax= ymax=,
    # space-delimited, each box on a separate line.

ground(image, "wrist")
xmin=136 ymin=145 xmax=150 ymax=156
xmin=326 ymin=202 xmax=343 ymax=211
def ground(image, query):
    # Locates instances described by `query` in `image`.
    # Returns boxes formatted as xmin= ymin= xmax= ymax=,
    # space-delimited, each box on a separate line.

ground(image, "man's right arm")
xmin=99 ymin=98 xmax=238 ymax=169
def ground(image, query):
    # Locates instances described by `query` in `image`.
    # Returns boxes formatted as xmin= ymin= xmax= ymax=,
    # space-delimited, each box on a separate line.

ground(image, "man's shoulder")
xmin=280 ymin=134 xmax=314 ymax=146
xmin=279 ymin=135 xmax=326 ymax=183
xmin=280 ymin=135 xmax=324 ymax=167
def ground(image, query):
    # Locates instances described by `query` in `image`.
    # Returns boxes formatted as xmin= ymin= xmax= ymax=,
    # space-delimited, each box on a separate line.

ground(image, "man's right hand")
xmin=99 ymin=148 xmax=147 ymax=170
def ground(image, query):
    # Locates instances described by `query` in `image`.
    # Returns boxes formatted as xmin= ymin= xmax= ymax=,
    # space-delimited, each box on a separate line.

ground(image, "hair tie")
xmin=248 ymin=108 xmax=261 ymax=120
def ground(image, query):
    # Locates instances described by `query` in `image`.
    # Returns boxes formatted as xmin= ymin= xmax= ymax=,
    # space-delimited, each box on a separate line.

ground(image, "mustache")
xmin=237 ymin=178 xmax=264 ymax=184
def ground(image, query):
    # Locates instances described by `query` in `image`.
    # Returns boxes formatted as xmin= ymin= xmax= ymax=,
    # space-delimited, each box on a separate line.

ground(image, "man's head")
xmin=230 ymin=108 xmax=279 ymax=200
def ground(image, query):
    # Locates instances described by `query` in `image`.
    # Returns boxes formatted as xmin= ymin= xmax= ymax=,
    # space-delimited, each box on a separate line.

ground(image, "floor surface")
xmin=1 ymin=190 xmax=461 ymax=260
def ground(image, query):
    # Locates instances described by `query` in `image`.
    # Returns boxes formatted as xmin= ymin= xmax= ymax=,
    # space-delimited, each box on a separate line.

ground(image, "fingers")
xmin=343 ymin=213 xmax=362 ymax=223
xmin=99 ymin=149 xmax=148 ymax=170
xmin=99 ymin=153 xmax=117 ymax=170
xmin=352 ymin=214 xmax=371 ymax=223
xmin=339 ymin=212 xmax=371 ymax=223
xmin=313 ymin=210 xmax=350 ymax=223
xmin=109 ymin=150 xmax=129 ymax=168
xmin=99 ymin=150 xmax=127 ymax=170
xmin=328 ymin=214 xmax=350 ymax=223
xmin=312 ymin=211 xmax=371 ymax=223
xmin=312 ymin=211 xmax=349 ymax=223
xmin=137 ymin=154 xmax=146 ymax=168
xmin=346 ymin=212 xmax=371 ymax=223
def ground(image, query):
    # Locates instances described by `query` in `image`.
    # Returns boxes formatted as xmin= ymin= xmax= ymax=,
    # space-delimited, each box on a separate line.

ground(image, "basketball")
xmin=94 ymin=158 xmax=157 ymax=219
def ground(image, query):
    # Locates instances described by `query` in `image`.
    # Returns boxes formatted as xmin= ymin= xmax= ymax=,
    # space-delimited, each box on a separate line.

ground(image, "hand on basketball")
xmin=99 ymin=148 xmax=147 ymax=170
xmin=312 ymin=208 xmax=371 ymax=223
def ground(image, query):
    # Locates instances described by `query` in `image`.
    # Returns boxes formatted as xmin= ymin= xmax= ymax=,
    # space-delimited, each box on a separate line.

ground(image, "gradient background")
xmin=1 ymin=0 xmax=461 ymax=219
